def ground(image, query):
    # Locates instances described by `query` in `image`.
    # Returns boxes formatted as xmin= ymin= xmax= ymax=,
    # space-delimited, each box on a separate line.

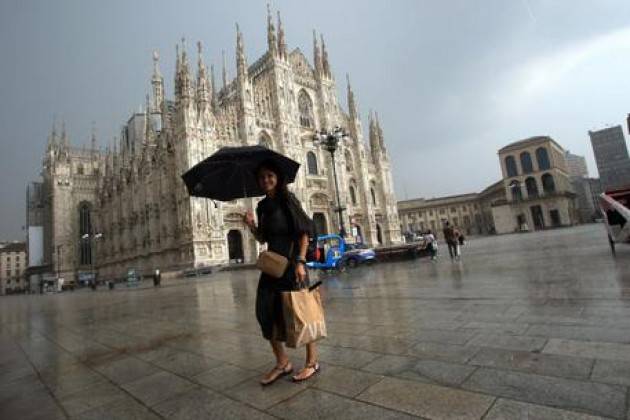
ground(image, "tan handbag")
xmin=256 ymin=251 xmax=289 ymax=278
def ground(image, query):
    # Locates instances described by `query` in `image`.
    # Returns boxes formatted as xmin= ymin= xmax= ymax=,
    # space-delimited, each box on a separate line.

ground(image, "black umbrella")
xmin=181 ymin=145 xmax=301 ymax=201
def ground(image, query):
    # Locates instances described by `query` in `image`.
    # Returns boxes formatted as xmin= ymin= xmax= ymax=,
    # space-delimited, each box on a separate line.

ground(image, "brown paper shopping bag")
xmin=282 ymin=287 xmax=327 ymax=348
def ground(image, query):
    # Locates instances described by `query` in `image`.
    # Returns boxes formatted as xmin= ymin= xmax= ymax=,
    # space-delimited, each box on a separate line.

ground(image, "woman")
xmin=243 ymin=160 xmax=320 ymax=385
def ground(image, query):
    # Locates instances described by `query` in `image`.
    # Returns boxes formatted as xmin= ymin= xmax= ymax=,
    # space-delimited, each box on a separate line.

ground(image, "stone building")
xmin=398 ymin=180 xmax=505 ymax=239
xmin=492 ymin=136 xmax=577 ymax=233
xmin=38 ymin=11 xmax=401 ymax=281
xmin=398 ymin=137 xmax=581 ymax=237
xmin=589 ymin=125 xmax=630 ymax=191
xmin=0 ymin=242 xmax=27 ymax=295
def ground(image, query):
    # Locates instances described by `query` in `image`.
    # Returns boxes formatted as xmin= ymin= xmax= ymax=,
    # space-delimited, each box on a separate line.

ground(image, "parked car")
xmin=341 ymin=243 xmax=376 ymax=268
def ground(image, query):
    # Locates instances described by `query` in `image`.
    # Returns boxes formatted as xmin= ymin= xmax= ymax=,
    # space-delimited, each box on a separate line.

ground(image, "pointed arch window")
xmin=510 ymin=180 xmax=522 ymax=201
xmin=77 ymin=164 xmax=84 ymax=175
xmin=259 ymin=133 xmax=273 ymax=149
xmin=520 ymin=152 xmax=533 ymax=174
xmin=345 ymin=150 xmax=354 ymax=172
xmin=536 ymin=147 xmax=551 ymax=170
xmin=349 ymin=184 xmax=357 ymax=206
xmin=298 ymin=90 xmax=314 ymax=128
xmin=371 ymin=187 xmax=377 ymax=206
xmin=307 ymin=151 xmax=318 ymax=175
xmin=79 ymin=203 xmax=92 ymax=266
xmin=542 ymin=173 xmax=556 ymax=194
xmin=505 ymin=156 xmax=518 ymax=177
xmin=525 ymin=177 xmax=539 ymax=197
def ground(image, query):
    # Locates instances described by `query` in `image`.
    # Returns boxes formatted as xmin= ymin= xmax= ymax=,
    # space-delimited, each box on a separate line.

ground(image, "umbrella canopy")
xmin=181 ymin=145 xmax=301 ymax=201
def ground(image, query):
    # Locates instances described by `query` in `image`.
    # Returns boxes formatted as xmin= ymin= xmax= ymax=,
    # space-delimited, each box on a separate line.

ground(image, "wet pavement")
xmin=1 ymin=224 xmax=630 ymax=419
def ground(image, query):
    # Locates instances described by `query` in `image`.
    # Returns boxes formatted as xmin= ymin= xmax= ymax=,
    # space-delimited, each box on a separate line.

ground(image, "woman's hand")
xmin=243 ymin=210 xmax=255 ymax=228
xmin=295 ymin=263 xmax=307 ymax=284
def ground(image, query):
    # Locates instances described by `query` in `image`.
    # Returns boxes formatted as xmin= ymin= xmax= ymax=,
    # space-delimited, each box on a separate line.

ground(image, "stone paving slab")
xmin=461 ymin=367 xmax=626 ymax=419
xmin=121 ymin=370 xmax=198 ymax=407
xmin=484 ymin=398 xmax=611 ymax=420
xmin=357 ymin=376 xmax=495 ymax=419
xmin=153 ymin=387 xmax=274 ymax=420
xmin=468 ymin=347 xmax=594 ymax=380
xmin=590 ymin=359 xmax=630 ymax=386
xmin=69 ymin=396 xmax=162 ymax=420
xmin=543 ymin=339 xmax=630 ymax=363
xmin=466 ymin=333 xmax=548 ymax=352
xmin=362 ymin=354 xmax=477 ymax=387
xmin=269 ymin=388 xmax=418 ymax=419
xmin=309 ymin=365 xmax=384 ymax=397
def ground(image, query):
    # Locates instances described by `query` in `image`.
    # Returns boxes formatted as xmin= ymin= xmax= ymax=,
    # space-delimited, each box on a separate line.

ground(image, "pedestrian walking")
xmin=424 ymin=230 xmax=438 ymax=261
xmin=153 ymin=269 xmax=161 ymax=287
xmin=243 ymin=160 xmax=321 ymax=385
xmin=443 ymin=221 xmax=459 ymax=260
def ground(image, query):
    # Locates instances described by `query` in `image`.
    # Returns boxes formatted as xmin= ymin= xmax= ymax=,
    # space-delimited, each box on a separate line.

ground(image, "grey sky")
xmin=2 ymin=0 xmax=630 ymax=240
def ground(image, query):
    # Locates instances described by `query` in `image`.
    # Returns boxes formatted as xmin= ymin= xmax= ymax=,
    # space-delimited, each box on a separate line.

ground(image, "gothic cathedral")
xmin=40 ymin=9 xmax=401 ymax=281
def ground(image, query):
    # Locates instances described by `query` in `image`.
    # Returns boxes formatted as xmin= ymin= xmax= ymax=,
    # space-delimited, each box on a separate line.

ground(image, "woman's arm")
xmin=243 ymin=209 xmax=265 ymax=244
xmin=294 ymin=233 xmax=309 ymax=283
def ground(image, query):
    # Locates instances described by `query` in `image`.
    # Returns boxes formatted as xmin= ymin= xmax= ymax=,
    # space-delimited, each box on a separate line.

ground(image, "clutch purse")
xmin=256 ymin=251 xmax=289 ymax=278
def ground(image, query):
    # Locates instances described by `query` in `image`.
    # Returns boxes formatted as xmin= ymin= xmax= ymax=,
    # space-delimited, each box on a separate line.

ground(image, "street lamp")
xmin=81 ymin=233 xmax=103 ymax=287
xmin=313 ymin=126 xmax=349 ymax=237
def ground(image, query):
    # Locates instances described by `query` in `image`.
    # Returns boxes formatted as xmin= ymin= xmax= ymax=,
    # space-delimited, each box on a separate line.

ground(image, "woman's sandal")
xmin=292 ymin=363 xmax=320 ymax=382
xmin=260 ymin=362 xmax=293 ymax=386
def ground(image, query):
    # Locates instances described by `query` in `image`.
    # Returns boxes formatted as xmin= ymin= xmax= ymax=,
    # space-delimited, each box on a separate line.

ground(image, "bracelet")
xmin=295 ymin=256 xmax=307 ymax=264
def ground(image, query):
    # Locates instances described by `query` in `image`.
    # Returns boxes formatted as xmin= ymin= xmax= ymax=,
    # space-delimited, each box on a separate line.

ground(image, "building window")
xmin=525 ymin=177 xmax=539 ymax=197
xmin=541 ymin=173 xmax=556 ymax=194
xmin=520 ymin=152 xmax=534 ymax=174
xmin=259 ymin=134 xmax=273 ymax=149
xmin=450 ymin=207 xmax=456 ymax=213
xmin=79 ymin=203 xmax=92 ymax=266
xmin=298 ymin=90 xmax=314 ymax=128
xmin=439 ymin=208 xmax=446 ymax=215
xmin=345 ymin=150 xmax=353 ymax=172
xmin=307 ymin=151 xmax=318 ymax=175
xmin=77 ymin=164 xmax=84 ymax=175
xmin=536 ymin=147 xmax=551 ymax=170
xmin=505 ymin=155 xmax=518 ymax=177
xmin=510 ymin=180 xmax=522 ymax=201
xmin=349 ymin=185 xmax=357 ymax=206
xmin=370 ymin=188 xmax=377 ymax=206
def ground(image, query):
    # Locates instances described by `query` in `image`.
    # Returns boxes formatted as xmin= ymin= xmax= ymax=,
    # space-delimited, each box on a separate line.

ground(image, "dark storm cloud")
xmin=2 ymin=0 xmax=630 ymax=238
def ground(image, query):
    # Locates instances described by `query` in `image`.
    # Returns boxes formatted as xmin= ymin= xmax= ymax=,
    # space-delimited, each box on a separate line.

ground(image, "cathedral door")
xmin=376 ymin=224 xmax=383 ymax=245
xmin=313 ymin=213 xmax=328 ymax=235
xmin=227 ymin=230 xmax=244 ymax=263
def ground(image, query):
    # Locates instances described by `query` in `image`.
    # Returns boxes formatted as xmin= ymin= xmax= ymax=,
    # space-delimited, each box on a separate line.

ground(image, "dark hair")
xmin=255 ymin=159 xmax=289 ymax=199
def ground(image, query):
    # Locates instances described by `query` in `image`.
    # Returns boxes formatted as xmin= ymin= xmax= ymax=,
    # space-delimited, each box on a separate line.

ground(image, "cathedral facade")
xmin=40 ymin=11 xmax=401 ymax=281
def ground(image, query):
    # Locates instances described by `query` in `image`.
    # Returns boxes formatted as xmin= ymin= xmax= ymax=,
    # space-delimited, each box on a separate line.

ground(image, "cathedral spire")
xmin=346 ymin=73 xmax=357 ymax=120
xmin=91 ymin=121 xmax=97 ymax=151
xmin=267 ymin=3 xmax=277 ymax=57
xmin=179 ymin=38 xmax=193 ymax=101
xmin=221 ymin=49 xmax=227 ymax=89
xmin=369 ymin=110 xmax=379 ymax=153
xmin=313 ymin=30 xmax=322 ymax=75
xmin=277 ymin=10 xmax=287 ymax=59
xmin=210 ymin=64 xmax=218 ymax=112
xmin=174 ymin=43 xmax=181 ymax=97
xmin=236 ymin=23 xmax=248 ymax=80
xmin=196 ymin=41 xmax=210 ymax=107
xmin=61 ymin=120 xmax=69 ymax=149
xmin=320 ymin=33 xmax=331 ymax=78
xmin=375 ymin=111 xmax=386 ymax=151
xmin=151 ymin=50 xmax=164 ymax=112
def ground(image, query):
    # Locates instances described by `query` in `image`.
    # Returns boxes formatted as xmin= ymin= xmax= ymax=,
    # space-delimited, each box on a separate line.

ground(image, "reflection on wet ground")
xmin=1 ymin=224 xmax=629 ymax=419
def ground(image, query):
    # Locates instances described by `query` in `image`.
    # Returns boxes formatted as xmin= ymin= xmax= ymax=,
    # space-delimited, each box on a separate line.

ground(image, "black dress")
xmin=255 ymin=195 xmax=308 ymax=341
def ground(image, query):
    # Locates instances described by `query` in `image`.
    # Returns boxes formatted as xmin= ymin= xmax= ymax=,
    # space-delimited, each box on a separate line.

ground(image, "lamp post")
xmin=82 ymin=233 xmax=103 ymax=287
xmin=313 ymin=126 xmax=349 ymax=237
